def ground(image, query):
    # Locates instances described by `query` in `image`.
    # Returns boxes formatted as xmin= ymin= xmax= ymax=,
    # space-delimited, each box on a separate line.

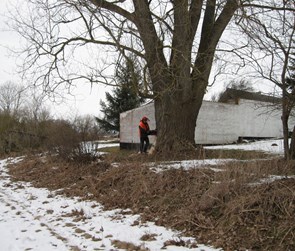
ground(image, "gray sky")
xmin=0 ymin=1 xmax=279 ymax=119
xmin=0 ymin=0 xmax=106 ymax=118
xmin=0 ymin=1 xmax=17 ymax=83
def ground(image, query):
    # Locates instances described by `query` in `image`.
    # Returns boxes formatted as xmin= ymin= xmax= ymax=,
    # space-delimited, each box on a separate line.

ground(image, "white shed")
xmin=120 ymin=89 xmax=291 ymax=149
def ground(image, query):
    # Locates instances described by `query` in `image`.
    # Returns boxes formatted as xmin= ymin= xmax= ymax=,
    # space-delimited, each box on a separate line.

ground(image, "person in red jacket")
xmin=138 ymin=116 xmax=150 ymax=153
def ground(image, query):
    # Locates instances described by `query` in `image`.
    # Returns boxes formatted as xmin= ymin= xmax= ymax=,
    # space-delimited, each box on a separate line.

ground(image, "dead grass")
xmin=7 ymin=149 xmax=295 ymax=251
xmin=111 ymin=240 xmax=149 ymax=251
xmin=140 ymin=233 xmax=157 ymax=241
xmin=101 ymin=146 xmax=271 ymax=162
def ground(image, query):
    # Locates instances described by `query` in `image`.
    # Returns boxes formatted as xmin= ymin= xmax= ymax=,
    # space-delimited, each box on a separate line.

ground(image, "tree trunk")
xmin=281 ymin=97 xmax=291 ymax=160
xmin=154 ymin=90 xmax=203 ymax=153
xmin=282 ymin=113 xmax=290 ymax=160
xmin=289 ymin=125 xmax=295 ymax=159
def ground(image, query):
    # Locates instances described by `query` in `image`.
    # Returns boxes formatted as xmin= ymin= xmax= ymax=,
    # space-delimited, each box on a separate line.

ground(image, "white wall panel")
xmin=120 ymin=100 xmax=292 ymax=147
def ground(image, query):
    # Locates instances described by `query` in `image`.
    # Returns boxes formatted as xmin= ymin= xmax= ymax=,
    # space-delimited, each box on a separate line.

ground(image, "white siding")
xmin=120 ymin=100 xmax=291 ymax=146
xmin=120 ymin=102 xmax=157 ymax=145
xmin=195 ymin=100 xmax=283 ymax=144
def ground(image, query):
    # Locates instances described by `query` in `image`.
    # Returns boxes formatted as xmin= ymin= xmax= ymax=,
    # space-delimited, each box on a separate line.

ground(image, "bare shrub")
xmin=42 ymin=119 xmax=79 ymax=153
xmin=41 ymin=119 xmax=99 ymax=163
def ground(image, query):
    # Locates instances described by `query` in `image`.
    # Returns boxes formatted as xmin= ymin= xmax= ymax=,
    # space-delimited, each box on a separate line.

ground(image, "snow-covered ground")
xmin=0 ymin=139 xmax=286 ymax=250
xmin=0 ymin=159 xmax=219 ymax=251
xmin=205 ymin=138 xmax=285 ymax=155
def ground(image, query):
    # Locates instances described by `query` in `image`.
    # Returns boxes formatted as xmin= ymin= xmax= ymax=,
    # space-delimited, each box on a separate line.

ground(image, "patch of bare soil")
xmin=8 ymin=154 xmax=295 ymax=251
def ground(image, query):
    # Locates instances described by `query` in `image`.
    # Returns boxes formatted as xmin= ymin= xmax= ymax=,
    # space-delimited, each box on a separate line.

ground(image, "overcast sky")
xmin=0 ymin=1 xmax=278 ymax=119
xmin=0 ymin=1 xmax=17 ymax=83
xmin=0 ymin=0 xmax=107 ymax=119
xmin=0 ymin=0 xmax=226 ymax=120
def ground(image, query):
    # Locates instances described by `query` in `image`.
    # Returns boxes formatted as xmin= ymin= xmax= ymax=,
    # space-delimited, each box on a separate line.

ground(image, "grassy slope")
xmin=8 ymin=147 xmax=295 ymax=251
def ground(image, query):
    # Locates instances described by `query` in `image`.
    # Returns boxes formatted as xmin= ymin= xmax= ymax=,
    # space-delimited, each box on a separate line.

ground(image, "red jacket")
xmin=139 ymin=120 xmax=150 ymax=137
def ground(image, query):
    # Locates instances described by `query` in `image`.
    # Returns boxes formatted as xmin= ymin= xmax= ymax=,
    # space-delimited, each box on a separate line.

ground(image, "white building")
xmin=120 ymin=89 xmax=292 ymax=149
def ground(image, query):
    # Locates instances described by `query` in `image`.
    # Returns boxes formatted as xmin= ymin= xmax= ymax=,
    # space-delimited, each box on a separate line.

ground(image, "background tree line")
xmin=0 ymin=81 xmax=102 ymax=156
xmin=0 ymin=55 xmax=143 ymax=157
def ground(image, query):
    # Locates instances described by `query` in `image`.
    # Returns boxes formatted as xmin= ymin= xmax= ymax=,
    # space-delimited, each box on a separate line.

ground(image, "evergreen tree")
xmin=96 ymin=58 xmax=145 ymax=133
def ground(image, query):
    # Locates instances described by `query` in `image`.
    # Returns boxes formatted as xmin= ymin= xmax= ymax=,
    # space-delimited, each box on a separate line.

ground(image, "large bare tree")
xmin=10 ymin=0 xmax=289 ymax=153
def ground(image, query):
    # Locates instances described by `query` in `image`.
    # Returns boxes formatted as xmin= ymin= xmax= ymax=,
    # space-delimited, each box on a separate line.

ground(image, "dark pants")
xmin=140 ymin=136 xmax=149 ymax=153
